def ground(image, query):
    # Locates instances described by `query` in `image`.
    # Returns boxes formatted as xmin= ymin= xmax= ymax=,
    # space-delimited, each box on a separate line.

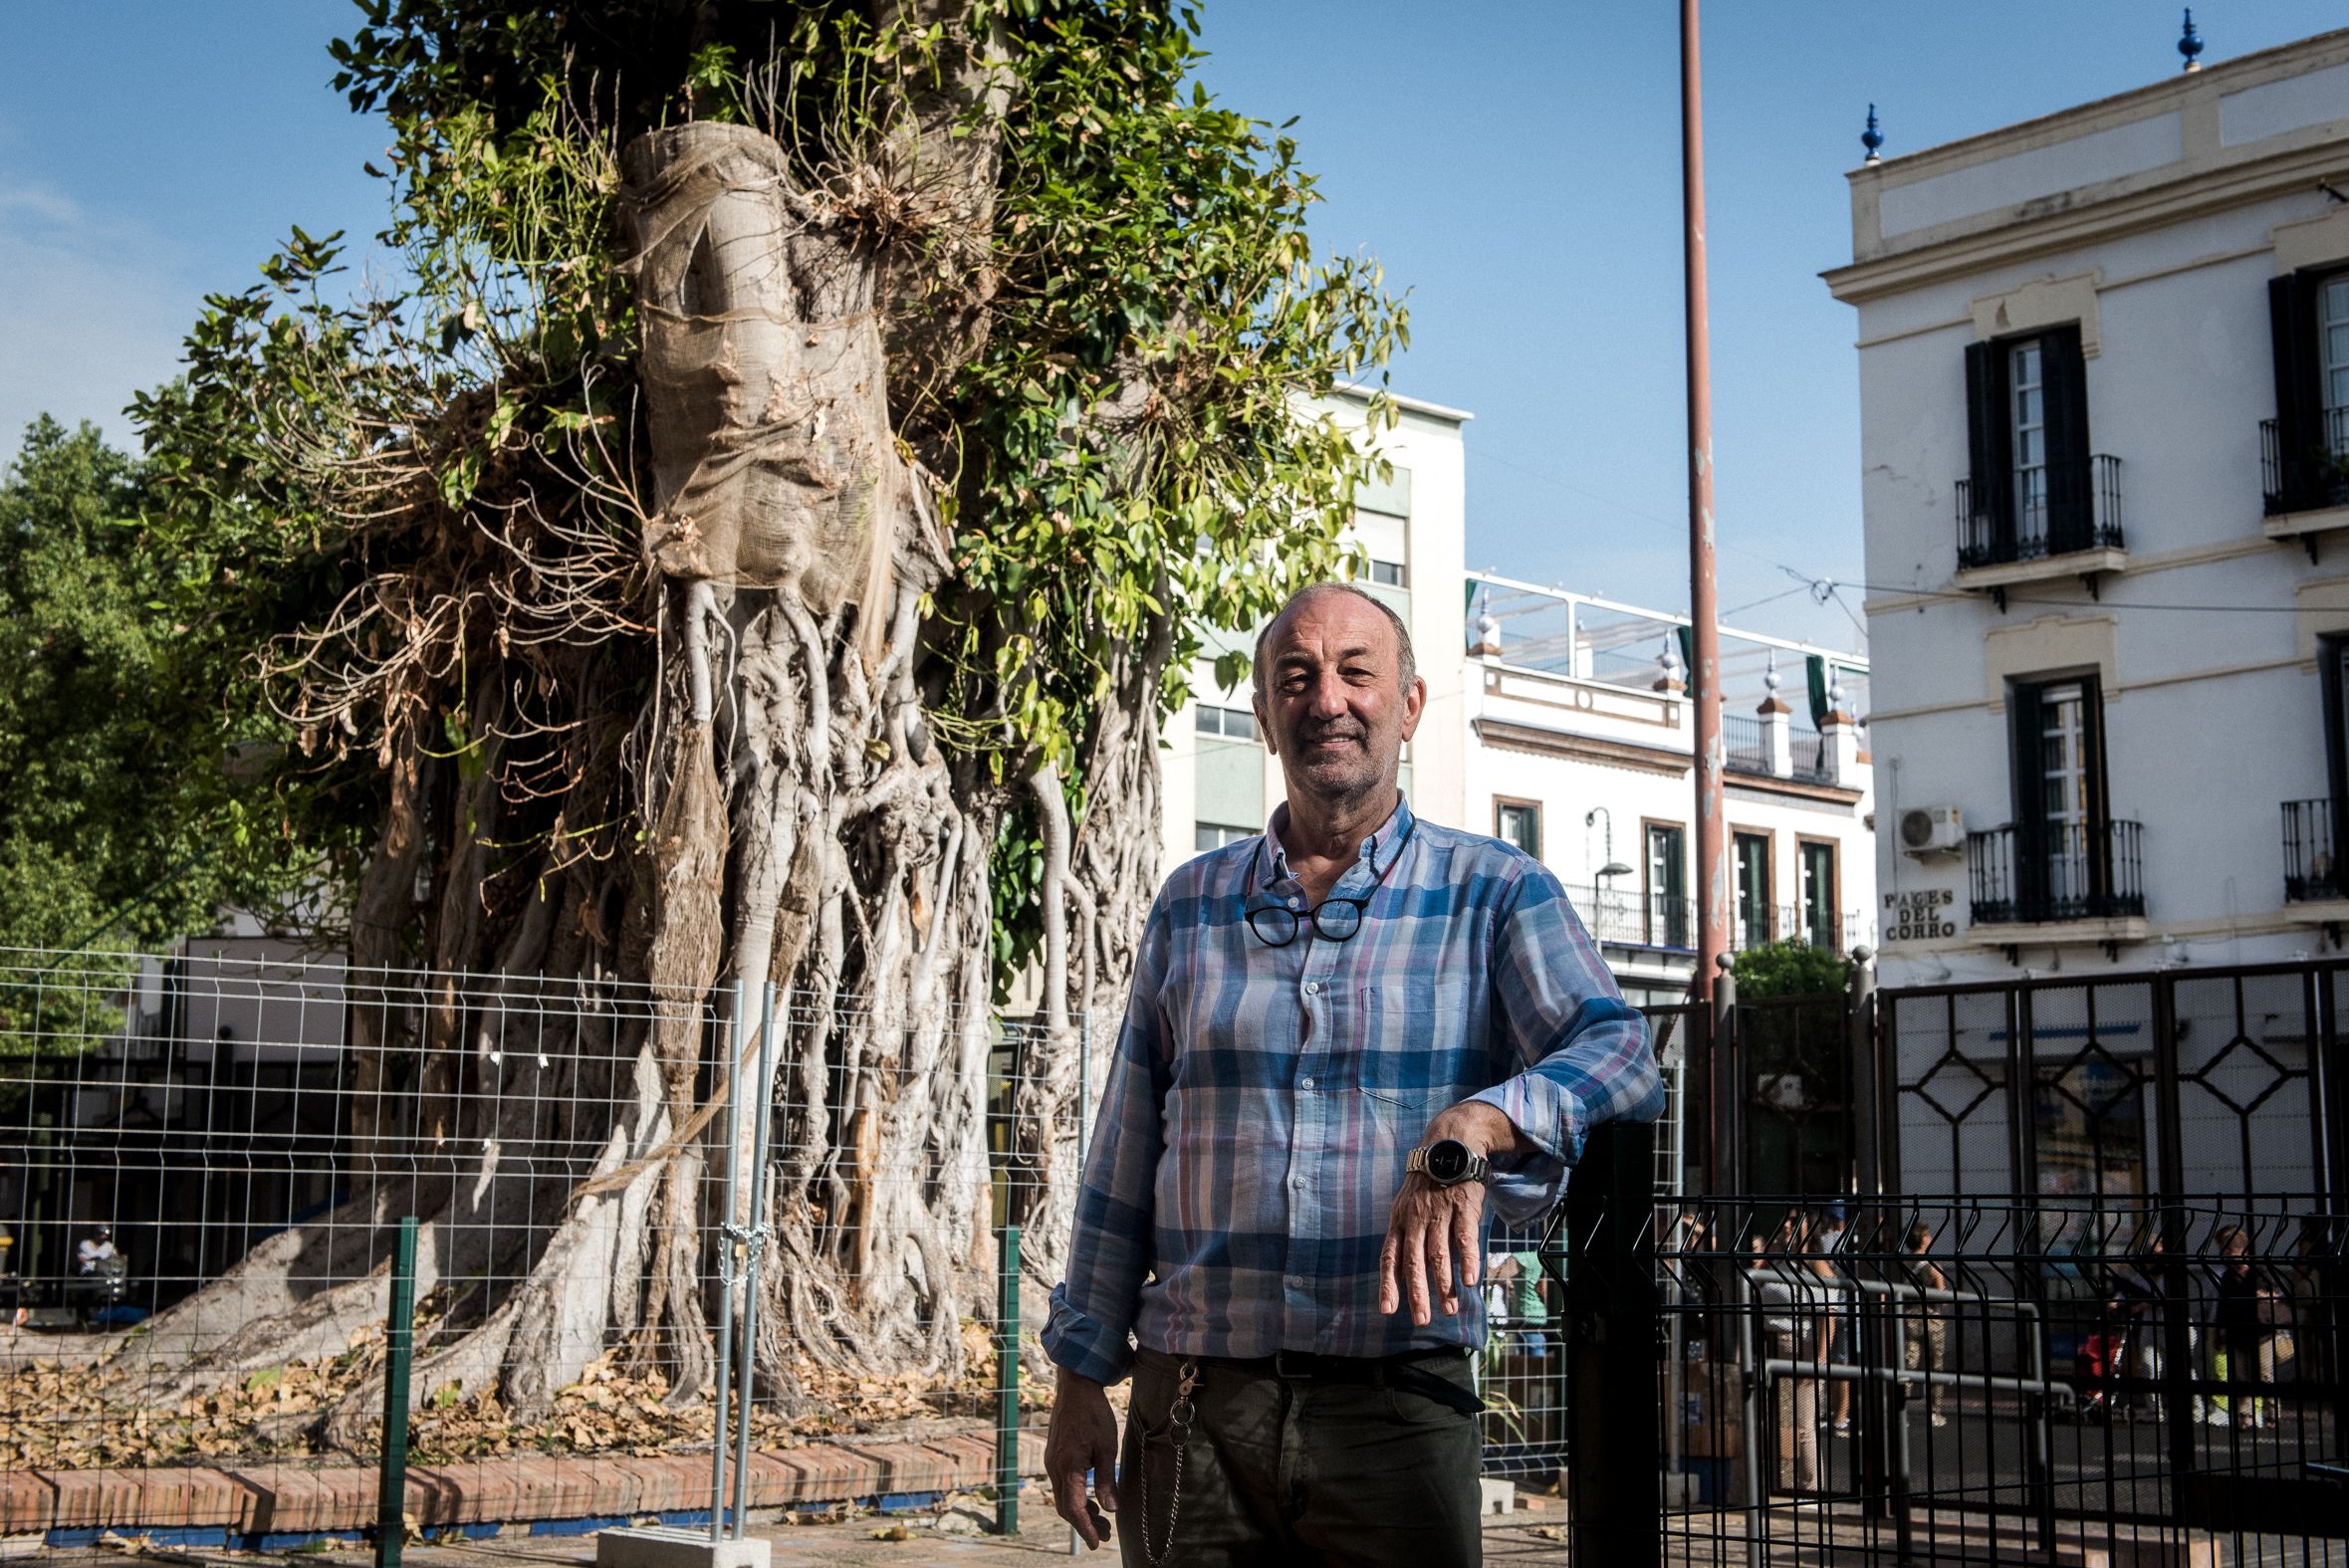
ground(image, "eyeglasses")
xmin=1244 ymin=818 xmax=1415 ymax=948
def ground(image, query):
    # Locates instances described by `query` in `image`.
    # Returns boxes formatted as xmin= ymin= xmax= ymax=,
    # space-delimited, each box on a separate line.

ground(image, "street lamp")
xmin=1584 ymin=807 xmax=1635 ymax=882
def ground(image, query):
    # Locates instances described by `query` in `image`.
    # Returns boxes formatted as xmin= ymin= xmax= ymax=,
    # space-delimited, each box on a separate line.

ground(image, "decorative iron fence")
xmin=2284 ymin=797 xmax=2343 ymax=903
xmin=1967 ymin=818 xmax=2146 ymax=926
xmin=1956 ymin=452 xmax=2125 ymax=569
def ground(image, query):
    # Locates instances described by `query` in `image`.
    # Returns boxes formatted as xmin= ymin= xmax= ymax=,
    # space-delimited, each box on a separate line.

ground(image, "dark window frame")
xmin=1493 ymin=796 xmax=1542 ymax=860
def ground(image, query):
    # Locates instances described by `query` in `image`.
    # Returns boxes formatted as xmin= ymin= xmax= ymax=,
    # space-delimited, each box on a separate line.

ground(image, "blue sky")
xmin=4 ymin=2 xmax=2343 ymax=651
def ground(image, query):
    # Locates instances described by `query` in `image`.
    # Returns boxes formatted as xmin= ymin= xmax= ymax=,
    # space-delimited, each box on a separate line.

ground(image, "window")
xmin=1963 ymin=324 xmax=2103 ymax=564
xmin=1798 ymin=840 xmax=1838 ymax=952
xmin=2270 ymin=268 xmax=2349 ymax=513
xmin=1645 ymin=823 xmax=1688 ymax=949
xmin=1494 ymin=799 xmax=1540 ymax=859
xmin=2009 ymin=338 xmax=2047 ymax=541
xmin=1194 ymin=822 xmax=1254 ymax=853
xmin=2003 ymin=673 xmax=2126 ymax=920
xmin=1368 ymin=559 xmax=1407 ymax=587
xmin=1733 ymin=831 xmax=1772 ymax=949
xmin=1195 ymin=704 xmax=1259 ymax=742
xmin=2324 ymin=274 xmax=2349 ymax=455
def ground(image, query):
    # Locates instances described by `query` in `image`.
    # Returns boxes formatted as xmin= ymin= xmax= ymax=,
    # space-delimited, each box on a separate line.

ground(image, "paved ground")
xmin=75 ymin=1482 xmax=1573 ymax=1567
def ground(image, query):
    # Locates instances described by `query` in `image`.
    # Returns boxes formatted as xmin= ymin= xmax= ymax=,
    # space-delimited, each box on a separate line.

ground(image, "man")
xmin=1043 ymin=583 xmax=1661 ymax=1565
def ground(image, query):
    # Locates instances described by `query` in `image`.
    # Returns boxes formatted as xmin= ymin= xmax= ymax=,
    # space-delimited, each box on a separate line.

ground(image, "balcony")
xmin=1967 ymin=820 xmax=2148 ymax=953
xmin=2281 ymin=798 xmax=2349 ymax=925
xmin=1952 ymin=454 xmax=2126 ymax=602
xmin=1568 ymin=882 xmax=1690 ymax=952
xmin=2259 ymin=415 xmax=2349 ymax=557
xmin=1564 ymin=884 xmax=1863 ymax=956
xmin=1722 ymin=713 xmax=1838 ymax=785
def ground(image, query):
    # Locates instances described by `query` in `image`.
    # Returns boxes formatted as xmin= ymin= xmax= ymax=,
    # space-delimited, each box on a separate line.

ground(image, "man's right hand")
xmin=1046 ymin=1367 xmax=1120 ymax=1549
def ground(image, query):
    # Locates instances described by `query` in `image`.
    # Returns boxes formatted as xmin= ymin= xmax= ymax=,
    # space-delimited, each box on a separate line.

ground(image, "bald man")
xmin=1042 ymin=583 xmax=1660 ymax=1566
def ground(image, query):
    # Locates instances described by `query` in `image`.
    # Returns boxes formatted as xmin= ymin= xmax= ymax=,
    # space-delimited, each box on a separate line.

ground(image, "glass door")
xmin=1645 ymin=824 xmax=1688 ymax=950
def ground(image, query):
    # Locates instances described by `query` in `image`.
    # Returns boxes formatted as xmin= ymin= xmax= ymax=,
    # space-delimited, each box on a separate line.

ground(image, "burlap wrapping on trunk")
xmin=620 ymin=120 xmax=900 ymax=603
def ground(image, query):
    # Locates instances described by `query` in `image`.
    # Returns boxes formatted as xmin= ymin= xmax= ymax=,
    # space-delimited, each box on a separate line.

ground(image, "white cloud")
xmin=0 ymin=173 xmax=195 ymax=452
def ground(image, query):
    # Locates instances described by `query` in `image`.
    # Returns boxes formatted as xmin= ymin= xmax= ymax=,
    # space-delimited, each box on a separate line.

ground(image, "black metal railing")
xmin=1568 ymin=881 xmax=1693 ymax=951
xmin=1788 ymin=730 xmax=1831 ymax=782
xmin=2261 ymin=412 xmax=2349 ymax=517
xmin=1724 ymin=712 xmax=1766 ymax=773
xmin=1654 ymin=1195 xmax=2349 ymax=1568
xmin=2282 ymin=797 xmax=2343 ymax=902
xmin=1955 ymin=453 xmax=2125 ymax=569
xmin=1968 ymin=819 xmax=2145 ymax=925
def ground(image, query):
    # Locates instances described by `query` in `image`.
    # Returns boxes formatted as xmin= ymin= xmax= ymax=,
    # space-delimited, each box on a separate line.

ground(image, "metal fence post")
xmin=1566 ymin=1120 xmax=1658 ymax=1568
xmin=997 ymin=1222 xmax=1022 ymax=1537
xmin=375 ymin=1216 xmax=418 ymax=1568
xmin=730 ymin=981 xmax=779 ymax=1539
xmin=1709 ymin=955 xmax=1739 ymax=1194
xmin=709 ymin=981 xmax=745 ymax=1540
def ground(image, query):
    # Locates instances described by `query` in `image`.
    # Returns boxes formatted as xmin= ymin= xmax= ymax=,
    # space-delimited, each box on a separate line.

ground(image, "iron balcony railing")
xmin=1722 ymin=716 xmax=1836 ymax=783
xmin=1723 ymin=713 xmax=1766 ymax=773
xmin=1954 ymin=453 xmax=2124 ymax=569
xmin=1566 ymin=884 xmax=1864 ymax=953
xmin=2281 ymin=797 xmax=2343 ymax=902
xmin=1787 ymin=730 xmax=1831 ymax=782
xmin=1968 ymin=819 xmax=2145 ymax=925
xmin=2260 ymin=411 xmax=2349 ymax=517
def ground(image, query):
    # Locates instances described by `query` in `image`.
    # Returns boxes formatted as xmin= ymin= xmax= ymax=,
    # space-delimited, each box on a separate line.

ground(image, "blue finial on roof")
xmin=1861 ymin=104 xmax=1884 ymax=163
xmin=2179 ymin=9 xmax=2204 ymax=72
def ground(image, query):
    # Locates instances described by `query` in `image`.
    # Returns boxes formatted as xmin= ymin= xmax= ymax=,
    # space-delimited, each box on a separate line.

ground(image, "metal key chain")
xmin=1139 ymin=1359 xmax=1199 ymax=1567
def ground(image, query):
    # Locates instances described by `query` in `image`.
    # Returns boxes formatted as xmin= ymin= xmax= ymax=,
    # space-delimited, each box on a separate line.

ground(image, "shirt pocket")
xmin=1346 ymin=977 xmax=1476 ymax=1109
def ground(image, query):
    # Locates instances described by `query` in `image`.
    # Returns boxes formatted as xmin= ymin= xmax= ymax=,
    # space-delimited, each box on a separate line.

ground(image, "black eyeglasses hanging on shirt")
xmin=1243 ymin=817 xmax=1416 ymax=947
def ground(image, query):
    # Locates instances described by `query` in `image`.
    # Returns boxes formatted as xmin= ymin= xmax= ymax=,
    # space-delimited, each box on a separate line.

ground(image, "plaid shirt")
xmin=1042 ymin=796 xmax=1661 ymax=1385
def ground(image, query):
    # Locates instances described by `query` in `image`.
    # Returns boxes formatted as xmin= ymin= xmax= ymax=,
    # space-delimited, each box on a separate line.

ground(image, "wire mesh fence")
xmin=1659 ymin=1194 xmax=2349 ymax=1567
xmin=0 ymin=943 xmax=1633 ymax=1546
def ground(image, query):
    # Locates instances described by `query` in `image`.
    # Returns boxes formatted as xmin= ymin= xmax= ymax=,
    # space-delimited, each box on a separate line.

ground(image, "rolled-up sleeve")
xmin=1466 ymin=864 xmax=1663 ymax=1223
xmin=1041 ymin=895 xmax=1173 ymax=1385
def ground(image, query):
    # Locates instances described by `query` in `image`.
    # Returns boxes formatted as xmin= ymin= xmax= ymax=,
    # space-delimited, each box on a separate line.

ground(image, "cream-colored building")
xmin=1827 ymin=26 xmax=2349 ymax=986
xmin=1462 ymin=577 xmax=1876 ymax=1008
xmin=1155 ymin=389 xmax=1877 ymax=1008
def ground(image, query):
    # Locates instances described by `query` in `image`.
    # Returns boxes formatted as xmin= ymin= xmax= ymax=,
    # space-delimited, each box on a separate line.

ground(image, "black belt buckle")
xmin=1273 ymin=1349 xmax=1315 ymax=1380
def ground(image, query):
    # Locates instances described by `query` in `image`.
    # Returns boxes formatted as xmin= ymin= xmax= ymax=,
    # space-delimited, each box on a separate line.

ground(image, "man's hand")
xmin=1045 ymin=1367 xmax=1120 ymax=1549
xmin=1380 ymin=1101 xmax=1522 ymax=1325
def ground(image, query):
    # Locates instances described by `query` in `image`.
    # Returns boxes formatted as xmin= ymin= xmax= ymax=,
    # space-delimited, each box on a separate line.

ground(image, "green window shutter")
xmin=1806 ymin=655 xmax=1828 ymax=729
xmin=1676 ymin=626 xmax=1694 ymax=683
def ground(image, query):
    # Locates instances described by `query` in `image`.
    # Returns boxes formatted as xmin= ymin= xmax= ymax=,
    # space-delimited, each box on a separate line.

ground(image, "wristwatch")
xmin=1406 ymin=1137 xmax=1491 ymax=1187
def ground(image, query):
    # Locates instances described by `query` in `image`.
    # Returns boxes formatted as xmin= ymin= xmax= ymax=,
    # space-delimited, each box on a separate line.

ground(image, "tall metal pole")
xmin=1681 ymin=0 xmax=1729 ymax=1002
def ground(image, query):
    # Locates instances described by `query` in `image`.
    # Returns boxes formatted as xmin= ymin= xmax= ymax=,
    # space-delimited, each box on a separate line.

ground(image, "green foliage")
xmin=0 ymin=420 xmax=304 ymax=956
xmin=1730 ymin=938 xmax=1854 ymax=1001
xmin=0 ymin=419 xmax=326 ymax=1052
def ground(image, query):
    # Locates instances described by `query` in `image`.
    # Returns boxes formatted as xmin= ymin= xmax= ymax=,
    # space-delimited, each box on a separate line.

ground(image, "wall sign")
xmin=1884 ymin=887 xmax=1959 ymax=942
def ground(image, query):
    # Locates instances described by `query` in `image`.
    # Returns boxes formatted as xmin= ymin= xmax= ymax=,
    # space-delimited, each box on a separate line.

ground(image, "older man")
xmin=1042 ymin=583 xmax=1660 ymax=1566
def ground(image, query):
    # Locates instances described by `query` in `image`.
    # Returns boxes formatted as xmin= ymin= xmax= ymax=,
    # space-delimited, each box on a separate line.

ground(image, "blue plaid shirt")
xmin=1041 ymin=796 xmax=1661 ymax=1385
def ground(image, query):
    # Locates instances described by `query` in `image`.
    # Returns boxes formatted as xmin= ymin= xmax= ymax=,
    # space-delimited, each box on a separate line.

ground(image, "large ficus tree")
xmin=125 ymin=0 xmax=1403 ymax=1425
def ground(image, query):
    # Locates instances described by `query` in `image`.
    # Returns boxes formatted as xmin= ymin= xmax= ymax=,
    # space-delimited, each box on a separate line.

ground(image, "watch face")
xmin=1424 ymin=1139 xmax=1471 ymax=1184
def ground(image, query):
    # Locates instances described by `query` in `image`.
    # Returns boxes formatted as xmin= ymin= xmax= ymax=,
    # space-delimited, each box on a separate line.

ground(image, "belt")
xmin=1158 ymin=1345 xmax=1484 ymax=1415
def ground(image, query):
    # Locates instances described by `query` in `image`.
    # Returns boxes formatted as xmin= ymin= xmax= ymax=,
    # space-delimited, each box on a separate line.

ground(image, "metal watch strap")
xmin=1406 ymin=1144 xmax=1491 ymax=1185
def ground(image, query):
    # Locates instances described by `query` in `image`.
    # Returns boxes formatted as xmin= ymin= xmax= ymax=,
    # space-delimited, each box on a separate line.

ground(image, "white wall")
xmin=1841 ymin=33 xmax=2349 ymax=987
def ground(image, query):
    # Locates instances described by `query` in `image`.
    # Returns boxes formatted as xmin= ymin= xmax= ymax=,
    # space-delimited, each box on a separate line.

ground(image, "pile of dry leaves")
xmin=0 ymin=1315 xmax=1036 ymax=1470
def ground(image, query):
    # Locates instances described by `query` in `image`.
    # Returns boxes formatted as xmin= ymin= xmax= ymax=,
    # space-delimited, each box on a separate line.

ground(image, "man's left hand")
xmin=1379 ymin=1101 xmax=1519 ymax=1326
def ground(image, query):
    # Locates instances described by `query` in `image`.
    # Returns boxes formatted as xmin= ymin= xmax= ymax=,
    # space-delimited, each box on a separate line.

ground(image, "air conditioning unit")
xmin=1899 ymin=806 xmax=1965 ymax=857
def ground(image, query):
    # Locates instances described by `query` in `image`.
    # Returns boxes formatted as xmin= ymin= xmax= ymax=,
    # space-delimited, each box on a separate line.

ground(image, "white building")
xmin=1158 ymin=386 xmax=1472 ymax=865
xmin=1827 ymin=26 xmax=2349 ymax=988
xmin=1463 ymin=577 xmax=1876 ymax=1008
xmin=1156 ymin=392 xmax=1879 ymax=1009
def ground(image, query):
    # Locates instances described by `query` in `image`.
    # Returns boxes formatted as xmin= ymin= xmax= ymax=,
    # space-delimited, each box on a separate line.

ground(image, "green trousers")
xmin=1118 ymin=1347 xmax=1484 ymax=1568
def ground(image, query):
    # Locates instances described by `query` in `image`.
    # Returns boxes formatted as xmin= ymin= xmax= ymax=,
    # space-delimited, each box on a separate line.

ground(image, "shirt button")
xmin=1299 ymin=1076 xmax=1315 ymax=1090
xmin=1287 ymin=1275 xmax=1304 ymax=1289
xmin=1303 ymin=981 xmax=1321 ymax=996
xmin=1291 ymin=1175 xmax=1306 ymax=1190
